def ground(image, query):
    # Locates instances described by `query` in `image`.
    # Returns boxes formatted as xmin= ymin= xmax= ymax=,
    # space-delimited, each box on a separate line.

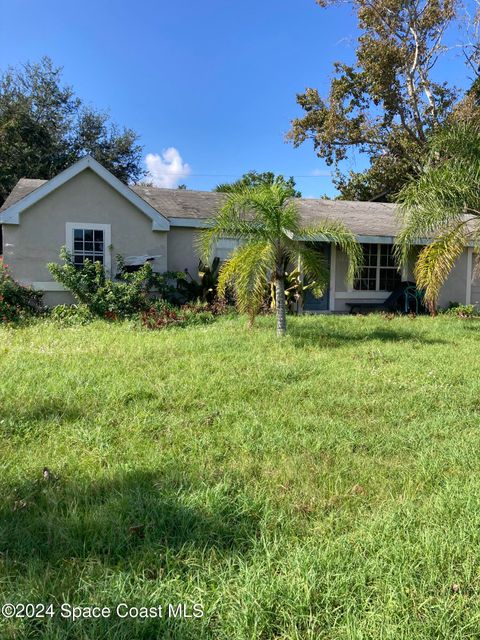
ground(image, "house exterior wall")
xmin=471 ymin=259 xmax=480 ymax=306
xmin=2 ymin=169 xmax=168 ymax=304
xmin=331 ymin=243 xmax=469 ymax=312
xmin=471 ymin=285 xmax=480 ymax=306
xmin=438 ymin=250 xmax=468 ymax=308
xmin=167 ymin=227 xmax=200 ymax=275
xmin=167 ymin=230 xmax=239 ymax=277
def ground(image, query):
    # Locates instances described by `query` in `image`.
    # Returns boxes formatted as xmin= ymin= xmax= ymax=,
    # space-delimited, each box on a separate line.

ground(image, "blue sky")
xmin=0 ymin=0 xmax=472 ymax=197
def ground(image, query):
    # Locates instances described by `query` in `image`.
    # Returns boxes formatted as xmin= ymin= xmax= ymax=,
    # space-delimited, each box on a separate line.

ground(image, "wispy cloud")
xmin=310 ymin=168 xmax=332 ymax=177
xmin=145 ymin=148 xmax=191 ymax=189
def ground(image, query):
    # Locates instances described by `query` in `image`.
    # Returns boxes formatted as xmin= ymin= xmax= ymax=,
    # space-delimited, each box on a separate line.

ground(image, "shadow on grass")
xmin=0 ymin=469 xmax=262 ymax=638
xmin=0 ymin=400 xmax=84 ymax=441
xmin=287 ymin=322 xmax=448 ymax=349
xmin=0 ymin=469 xmax=259 ymax=565
xmin=1 ymin=398 xmax=83 ymax=424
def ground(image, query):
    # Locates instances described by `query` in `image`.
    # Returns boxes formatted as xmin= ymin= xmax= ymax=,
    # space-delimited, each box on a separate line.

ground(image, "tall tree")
xmin=288 ymin=0 xmax=459 ymax=201
xmin=214 ymin=170 xmax=301 ymax=198
xmin=0 ymin=57 xmax=144 ymax=204
xmin=200 ymin=183 xmax=361 ymax=336
xmin=395 ymin=122 xmax=480 ymax=311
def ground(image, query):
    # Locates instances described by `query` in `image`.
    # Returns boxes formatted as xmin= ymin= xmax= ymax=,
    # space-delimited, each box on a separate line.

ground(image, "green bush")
xmin=48 ymin=249 xmax=192 ymax=318
xmin=115 ymin=256 xmax=185 ymax=305
xmin=49 ymin=304 xmax=94 ymax=326
xmin=443 ymin=303 xmax=479 ymax=318
xmin=48 ymin=248 xmax=159 ymax=318
xmin=0 ymin=258 xmax=43 ymax=322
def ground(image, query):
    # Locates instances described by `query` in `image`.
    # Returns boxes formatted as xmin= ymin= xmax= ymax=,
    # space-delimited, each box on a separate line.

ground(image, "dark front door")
xmin=303 ymin=242 xmax=331 ymax=312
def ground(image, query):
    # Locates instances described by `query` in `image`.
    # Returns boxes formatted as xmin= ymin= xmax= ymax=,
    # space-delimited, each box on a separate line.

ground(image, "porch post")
xmin=329 ymin=244 xmax=336 ymax=312
xmin=466 ymin=247 xmax=473 ymax=305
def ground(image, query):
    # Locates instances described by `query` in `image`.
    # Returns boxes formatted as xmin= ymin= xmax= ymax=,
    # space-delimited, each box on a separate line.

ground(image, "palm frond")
xmin=298 ymin=220 xmax=362 ymax=283
xmin=415 ymin=224 xmax=468 ymax=311
xmin=285 ymin=242 xmax=330 ymax=298
xmin=198 ymin=184 xmax=304 ymax=263
xmin=395 ymin=122 xmax=480 ymax=269
xmin=217 ymin=241 xmax=274 ymax=317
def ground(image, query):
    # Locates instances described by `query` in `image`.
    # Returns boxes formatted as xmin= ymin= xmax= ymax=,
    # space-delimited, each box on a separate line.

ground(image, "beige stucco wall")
xmin=437 ymin=250 xmax=468 ymax=308
xmin=471 ymin=286 xmax=480 ymax=306
xmin=167 ymin=227 xmax=201 ymax=276
xmin=471 ymin=257 xmax=480 ymax=306
xmin=332 ymin=244 xmax=468 ymax=312
xmin=2 ymin=168 xmax=168 ymax=288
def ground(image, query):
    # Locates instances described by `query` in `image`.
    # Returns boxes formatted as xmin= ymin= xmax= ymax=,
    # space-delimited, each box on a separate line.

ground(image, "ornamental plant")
xmin=200 ymin=183 xmax=361 ymax=336
xmin=48 ymin=248 xmax=157 ymax=318
xmin=396 ymin=123 xmax=480 ymax=312
xmin=0 ymin=258 xmax=43 ymax=322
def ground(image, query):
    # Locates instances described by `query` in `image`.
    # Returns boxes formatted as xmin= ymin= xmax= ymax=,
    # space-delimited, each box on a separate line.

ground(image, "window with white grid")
xmin=353 ymin=243 xmax=401 ymax=292
xmin=66 ymin=223 xmax=111 ymax=272
xmin=72 ymin=228 xmax=105 ymax=267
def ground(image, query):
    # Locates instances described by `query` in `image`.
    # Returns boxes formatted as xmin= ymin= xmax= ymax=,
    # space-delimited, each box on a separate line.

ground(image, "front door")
xmin=302 ymin=242 xmax=331 ymax=312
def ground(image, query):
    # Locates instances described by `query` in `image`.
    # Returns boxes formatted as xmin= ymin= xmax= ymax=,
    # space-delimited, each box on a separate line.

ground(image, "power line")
xmin=145 ymin=172 xmax=333 ymax=178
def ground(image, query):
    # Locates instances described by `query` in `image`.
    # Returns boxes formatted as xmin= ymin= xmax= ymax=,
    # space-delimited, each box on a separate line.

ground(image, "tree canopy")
xmin=288 ymin=0 xmax=463 ymax=201
xmin=214 ymin=170 xmax=301 ymax=198
xmin=0 ymin=57 xmax=145 ymax=205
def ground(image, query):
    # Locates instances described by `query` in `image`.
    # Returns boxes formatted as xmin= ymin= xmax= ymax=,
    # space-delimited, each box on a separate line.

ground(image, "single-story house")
xmin=0 ymin=155 xmax=477 ymax=311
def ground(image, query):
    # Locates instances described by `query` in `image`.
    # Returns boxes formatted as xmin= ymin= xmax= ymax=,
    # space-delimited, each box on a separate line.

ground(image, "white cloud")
xmin=144 ymin=148 xmax=191 ymax=189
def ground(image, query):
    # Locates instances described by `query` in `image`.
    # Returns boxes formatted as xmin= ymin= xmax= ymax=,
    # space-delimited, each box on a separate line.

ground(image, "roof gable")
xmin=0 ymin=156 xmax=170 ymax=231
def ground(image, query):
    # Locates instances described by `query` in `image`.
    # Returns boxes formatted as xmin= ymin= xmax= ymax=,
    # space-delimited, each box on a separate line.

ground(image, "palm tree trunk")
xmin=275 ymin=276 xmax=287 ymax=336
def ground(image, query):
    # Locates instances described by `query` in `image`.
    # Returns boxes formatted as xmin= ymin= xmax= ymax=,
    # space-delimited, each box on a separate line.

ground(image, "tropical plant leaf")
xmin=415 ymin=225 xmax=467 ymax=311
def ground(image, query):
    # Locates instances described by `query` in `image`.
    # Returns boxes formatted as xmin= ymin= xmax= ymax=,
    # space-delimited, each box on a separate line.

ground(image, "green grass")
xmin=1 ymin=314 xmax=480 ymax=639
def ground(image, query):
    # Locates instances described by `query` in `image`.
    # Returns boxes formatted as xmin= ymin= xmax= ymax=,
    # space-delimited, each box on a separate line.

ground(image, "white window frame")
xmin=66 ymin=222 xmax=112 ymax=273
xmin=354 ymin=243 xmax=400 ymax=293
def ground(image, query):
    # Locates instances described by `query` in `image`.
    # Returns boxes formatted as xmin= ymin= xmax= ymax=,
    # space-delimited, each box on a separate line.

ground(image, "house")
xmin=0 ymin=156 xmax=476 ymax=311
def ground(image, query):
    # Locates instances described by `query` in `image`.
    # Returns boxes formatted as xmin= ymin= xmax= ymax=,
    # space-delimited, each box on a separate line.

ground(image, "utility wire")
xmin=144 ymin=173 xmax=333 ymax=178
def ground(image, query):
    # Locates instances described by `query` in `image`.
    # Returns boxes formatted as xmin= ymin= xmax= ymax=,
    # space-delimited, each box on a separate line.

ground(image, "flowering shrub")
xmin=0 ymin=259 xmax=43 ymax=322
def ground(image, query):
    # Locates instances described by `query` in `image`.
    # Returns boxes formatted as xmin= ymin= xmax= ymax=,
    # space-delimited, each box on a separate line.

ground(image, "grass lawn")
xmin=1 ymin=314 xmax=480 ymax=639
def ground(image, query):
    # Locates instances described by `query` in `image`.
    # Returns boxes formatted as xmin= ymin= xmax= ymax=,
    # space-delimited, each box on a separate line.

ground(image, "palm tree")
xmin=199 ymin=183 xmax=362 ymax=336
xmin=395 ymin=123 xmax=480 ymax=312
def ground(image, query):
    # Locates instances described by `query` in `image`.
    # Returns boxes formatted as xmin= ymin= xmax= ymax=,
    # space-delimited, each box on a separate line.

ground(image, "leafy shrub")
xmin=115 ymin=256 xmax=184 ymax=305
xmin=0 ymin=258 xmax=43 ymax=322
xmin=176 ymin=258 xmax=221 ymax=303
xmin=49 ymin=304 xmax=94 ymax=326
xmin=48 ymin=248 xmax=158 ymax=318
xmin=444 ymin=303 xmax=479 ymax=318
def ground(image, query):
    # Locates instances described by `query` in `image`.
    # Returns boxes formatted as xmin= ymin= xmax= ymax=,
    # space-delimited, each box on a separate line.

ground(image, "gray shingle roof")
xmin=0 ymin=179 xmax=46 ymax=212
xmin=131 ymin=185 xmax=227 ymax=220
xmin=1 ymin=178 xmax=400 ymax=237
xmin=297 ymin=198 xmax=399 ymax=237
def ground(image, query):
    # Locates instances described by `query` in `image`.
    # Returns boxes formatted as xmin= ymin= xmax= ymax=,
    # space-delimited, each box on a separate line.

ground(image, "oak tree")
xmin=288 ymin=0 xmax=459 ymax=201
xmin=0 ymin=57 xmax=145 ymax=205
